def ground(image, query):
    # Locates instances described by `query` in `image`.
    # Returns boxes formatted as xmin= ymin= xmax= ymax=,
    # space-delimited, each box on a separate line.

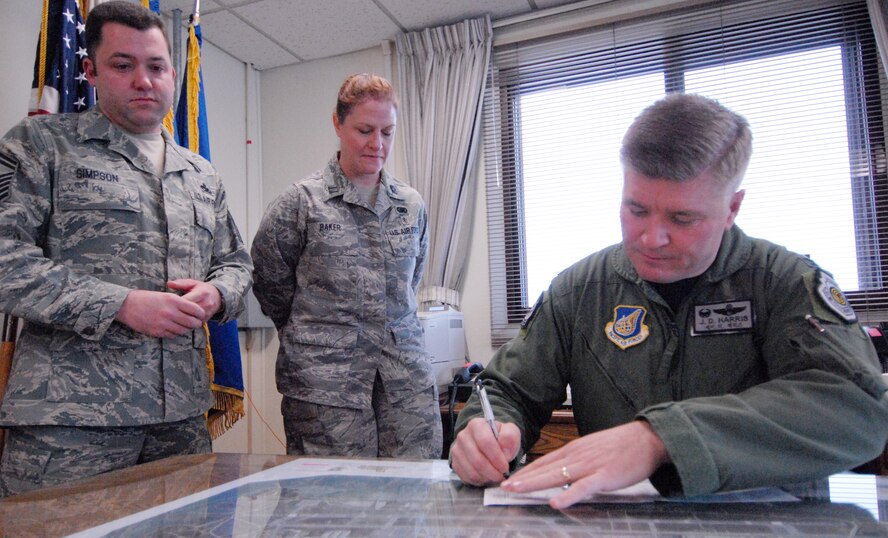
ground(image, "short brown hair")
xmin=85 ymin=0 xmax=170 ymax=62
xmin=335 ymin=73 xmax=398 ymax=124
xmin=620 ymin=93 xmax=753 ymax=190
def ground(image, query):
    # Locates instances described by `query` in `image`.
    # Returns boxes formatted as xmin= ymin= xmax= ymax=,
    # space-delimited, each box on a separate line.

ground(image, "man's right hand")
xmin=450 ymin=417 xmax=522 ymax=486
xmin=115 ymin=290 xmax=206 ymax=338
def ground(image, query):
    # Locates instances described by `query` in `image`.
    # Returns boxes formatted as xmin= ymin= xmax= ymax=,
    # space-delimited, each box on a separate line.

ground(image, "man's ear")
xmin=83 ymin=57 xmax=97 ymax=85
xmin=726 ymin=189 xmax=745 ymax=228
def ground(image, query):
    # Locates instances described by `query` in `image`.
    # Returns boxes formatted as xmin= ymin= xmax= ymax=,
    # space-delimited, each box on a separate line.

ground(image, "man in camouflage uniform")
xmin=251 ymin=74 xmax=442 ymax=459
xmin=0 ymin=1 xmax=252 ymax=496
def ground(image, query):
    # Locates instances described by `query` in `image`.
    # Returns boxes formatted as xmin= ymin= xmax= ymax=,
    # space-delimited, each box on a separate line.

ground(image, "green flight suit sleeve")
xmin=454 ymin=288 xmax=572 ymax=462
xmin=641 ymin=266 xmax=888 ymax=496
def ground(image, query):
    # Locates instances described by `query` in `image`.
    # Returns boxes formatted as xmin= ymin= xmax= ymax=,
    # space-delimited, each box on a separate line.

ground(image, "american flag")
xmin=29 ymin=0 xmax=95 ymax=116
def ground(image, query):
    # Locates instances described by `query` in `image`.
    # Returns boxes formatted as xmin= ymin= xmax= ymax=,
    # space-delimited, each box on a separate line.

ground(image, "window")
xmin=484 ymin=0 xmax=886 ymax=345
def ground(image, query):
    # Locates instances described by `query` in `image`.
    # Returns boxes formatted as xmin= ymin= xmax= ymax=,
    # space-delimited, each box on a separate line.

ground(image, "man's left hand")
xmin=500 ymin=420 xmax=670 ymax=509
xmin=167 ymin=279 xmax=222 ymax=322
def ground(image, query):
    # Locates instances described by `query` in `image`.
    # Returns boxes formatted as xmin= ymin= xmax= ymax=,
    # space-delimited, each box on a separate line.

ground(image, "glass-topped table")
xmin=1 ymin=453 xmax=886 ymax=537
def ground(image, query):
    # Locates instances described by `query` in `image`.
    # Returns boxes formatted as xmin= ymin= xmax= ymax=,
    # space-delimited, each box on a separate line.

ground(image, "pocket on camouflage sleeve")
xmin=47 ymin=333 xmax=139 ymax=403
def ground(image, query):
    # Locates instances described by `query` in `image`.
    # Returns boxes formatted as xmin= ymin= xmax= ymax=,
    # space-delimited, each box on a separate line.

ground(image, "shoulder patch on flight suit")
xmin=520 ymin=292 xmax=544 ymax=337
xmin=815 ymin=270 xmax=856 ymax=322
xmin=605 ymin=305 xmax=649 ymax=350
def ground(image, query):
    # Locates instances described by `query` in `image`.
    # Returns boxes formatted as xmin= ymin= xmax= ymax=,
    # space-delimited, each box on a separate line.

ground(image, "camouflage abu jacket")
xmin=251 ymin=155 xmax=435 ymax=409
xmin=0 ymin=108 xmax=253 ymax=427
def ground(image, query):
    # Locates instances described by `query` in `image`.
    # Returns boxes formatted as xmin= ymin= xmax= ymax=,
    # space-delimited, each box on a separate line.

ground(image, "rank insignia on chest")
xmin=605 ymin=305 xmax=649 ymax=349
xmin=0 ymin=154 xmax=17 ymax=203
xmin=692 ymin=300 xmax=753 ymax=335
xmin=816 ymin=270 xmax=856 ymax=322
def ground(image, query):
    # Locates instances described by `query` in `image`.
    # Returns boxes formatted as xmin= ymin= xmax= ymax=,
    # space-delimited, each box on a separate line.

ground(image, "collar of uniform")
xmin=320 ymin=153 xmax=406 ymax=203
xmin=76 ymin=107 xmax=119 ymax=145
xmin=76 ymin=108 xmax=153 ymax=175
xmin=612 ymin=224 xmax=753 ymax=285
xmin=75 ymin=107 xmax=203 ymax=176
xmin=704 ymin=225 xmax=753 ymax=281
xmin=162 ymin=128 xmax=207 ymax=175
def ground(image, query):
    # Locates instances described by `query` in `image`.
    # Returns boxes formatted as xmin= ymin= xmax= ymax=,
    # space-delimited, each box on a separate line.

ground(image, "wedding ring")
xmin=561 ymin=466 xmax=571 ymax=489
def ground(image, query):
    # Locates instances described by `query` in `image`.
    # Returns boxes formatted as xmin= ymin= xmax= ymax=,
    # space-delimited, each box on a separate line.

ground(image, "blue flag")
xmin=175 ymin=22 xmax=211 ymax=159
xmin=174 ymin=14 xmax=246 ymax=439
xmin=29 ymin=0 xmax=94 ymax=115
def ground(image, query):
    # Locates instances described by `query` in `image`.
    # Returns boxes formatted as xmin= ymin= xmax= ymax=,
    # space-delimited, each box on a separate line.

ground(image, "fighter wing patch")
xmin=816 ymin=271 xmax=856 ymax=322
xmin=605 ymin=305 xmax=649 ymax=350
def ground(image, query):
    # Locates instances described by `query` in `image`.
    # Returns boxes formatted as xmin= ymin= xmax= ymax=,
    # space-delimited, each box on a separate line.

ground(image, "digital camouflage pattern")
xmin=281 ymin=384 xmax=442 ymax=458
xmin=0 ymin=415 xmax=211 ymax=496
xmin=0 ymin=108 xmax=253 ymax=427
xmin=252 ymin=155 xmax=439 ymax=455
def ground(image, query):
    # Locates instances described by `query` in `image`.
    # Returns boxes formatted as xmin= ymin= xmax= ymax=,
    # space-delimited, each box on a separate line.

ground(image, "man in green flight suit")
xmin=450 ymin=93 xmax=888 ymax=508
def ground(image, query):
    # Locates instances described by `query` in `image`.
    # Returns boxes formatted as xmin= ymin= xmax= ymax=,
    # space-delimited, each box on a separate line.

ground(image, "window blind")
xmin=483 ymin=0 xmax=886 ymax=346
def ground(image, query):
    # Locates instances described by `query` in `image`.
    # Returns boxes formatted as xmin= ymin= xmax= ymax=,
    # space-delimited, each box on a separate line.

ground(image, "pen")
xmin=806 ymin=314 xmax=825 ymax=333
xmin=474 ymin=378 xmax=498 ymax=439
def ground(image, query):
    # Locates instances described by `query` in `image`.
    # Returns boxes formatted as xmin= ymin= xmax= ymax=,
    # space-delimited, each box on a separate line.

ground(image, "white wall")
xmin=200 ymin=43 xmax=249 ymax=239
xmin=0 ymin=0 xmax=41 ymax=134
xmin=259 ymin=47 xmax=393 ymax=202
xmin=462 ymin=157 xmax=496 ymax=365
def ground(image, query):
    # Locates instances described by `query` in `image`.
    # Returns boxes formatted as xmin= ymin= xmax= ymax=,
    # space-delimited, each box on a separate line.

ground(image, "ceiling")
xmin=157 ymin=0 xmax=583 ymax=70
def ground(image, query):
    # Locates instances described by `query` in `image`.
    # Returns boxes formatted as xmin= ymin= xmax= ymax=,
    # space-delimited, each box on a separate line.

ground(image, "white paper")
xmin=483 ymin=479 xmax=799 ymax=506
xmin=484 ymin=479 xmax=660 ymax=505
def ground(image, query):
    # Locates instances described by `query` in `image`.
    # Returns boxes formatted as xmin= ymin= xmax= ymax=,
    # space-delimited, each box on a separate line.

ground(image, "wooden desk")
xmin=525 ymin=408 xmax=578 ymax=460
xmin=441 ymin=402 xmax=578 ymax=460
xmin=0 ymin=453 xmax=294 ymax=538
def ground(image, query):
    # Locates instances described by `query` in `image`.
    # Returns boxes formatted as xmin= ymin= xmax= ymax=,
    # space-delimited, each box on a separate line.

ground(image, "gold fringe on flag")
xmin=162 ymin=108 xmax=175 ymax=137
xmin=185 ymin=22 xmax=202 ymax=152
xmin=36 ymin=0 xmax=50 ymax=109
xmin=202 ymin=324 xmax=245 ymax=439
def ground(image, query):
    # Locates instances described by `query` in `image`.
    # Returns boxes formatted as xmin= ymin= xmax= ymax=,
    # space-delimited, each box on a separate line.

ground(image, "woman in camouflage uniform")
xmin=252 ymin=74 xmax=442 ymax=458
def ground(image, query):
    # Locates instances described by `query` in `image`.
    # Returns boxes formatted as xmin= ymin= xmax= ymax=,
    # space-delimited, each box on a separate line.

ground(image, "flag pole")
xmin=0 ymin=314 xmax=18 ymax=454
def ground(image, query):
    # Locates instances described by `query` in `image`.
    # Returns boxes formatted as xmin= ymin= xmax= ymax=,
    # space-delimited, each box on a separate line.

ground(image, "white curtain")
xmin=395 ymin=16 xmax=493 ymax=310
xmin=870 ymin=0 xmax=888 ymax=71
